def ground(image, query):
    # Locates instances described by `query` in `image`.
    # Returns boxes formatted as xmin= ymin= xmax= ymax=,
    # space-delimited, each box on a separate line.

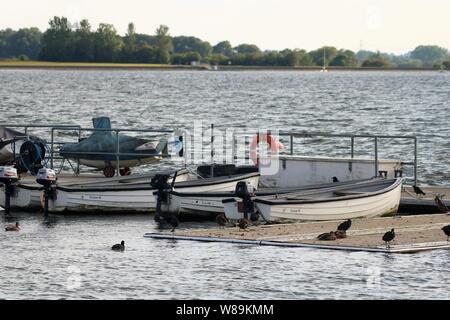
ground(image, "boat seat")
xmin=333 ymin=191 xmax=367 ymax=196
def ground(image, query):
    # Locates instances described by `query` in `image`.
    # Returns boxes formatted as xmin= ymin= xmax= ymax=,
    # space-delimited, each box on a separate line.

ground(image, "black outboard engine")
xmin=36 ymin=168 xmax=57 ymax=217
xmin=0 ymin=166 xmax=19 ymax=217
xmin=151 ymin=174 xmax=171 ymax=222
xmin=234 ymin=181 xmax=255 ymax=220
xmin=16 ymin=140 xmax=46 ymax=175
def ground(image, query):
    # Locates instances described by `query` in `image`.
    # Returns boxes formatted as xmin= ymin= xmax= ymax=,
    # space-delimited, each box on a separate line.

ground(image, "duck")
xmin=442 ymin=224 xmax=450 ymax=242
xmin=168 ymin=216 xmax=179 ymax=232
xmin=216 ymin=213 xmax=230 ymax=228
xmin=382 ymin=229 xmax=395 ymax=248
xmin=334 ymin=230 xmax=347 ymax=239
xmin=434 ymin=195 xmax=449 ymax=213
xmin=237 ymin=218 xmax=250 ymax=230
xmin=112 ymin=240 xmax=125 ymax=251
xmin=317 ymin=231 xmax=337 ymax=241
xmin=5 ymin=222 xmax=20 ymax=232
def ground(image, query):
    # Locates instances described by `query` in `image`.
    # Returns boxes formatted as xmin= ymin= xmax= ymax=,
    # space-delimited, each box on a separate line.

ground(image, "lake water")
xmin=0 ymin=70 xmax=449 ymax=299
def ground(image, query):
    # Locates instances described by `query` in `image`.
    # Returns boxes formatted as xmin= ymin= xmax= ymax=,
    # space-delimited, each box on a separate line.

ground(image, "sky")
xmin=1 ymin=0 xmax=449 ymax=54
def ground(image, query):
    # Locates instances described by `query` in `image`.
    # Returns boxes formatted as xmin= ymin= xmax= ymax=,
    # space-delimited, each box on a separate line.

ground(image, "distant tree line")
xmin=1 ymin=16 xmax=450 ymax=68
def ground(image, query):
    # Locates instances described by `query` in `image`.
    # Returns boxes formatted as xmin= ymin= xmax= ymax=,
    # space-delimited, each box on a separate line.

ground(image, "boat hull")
xmin=255 ymin=180 xmax=402 ymax=221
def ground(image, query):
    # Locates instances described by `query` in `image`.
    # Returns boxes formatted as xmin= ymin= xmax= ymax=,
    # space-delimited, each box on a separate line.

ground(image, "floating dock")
xmin=145 ymin=214 xmax=450 ymax=254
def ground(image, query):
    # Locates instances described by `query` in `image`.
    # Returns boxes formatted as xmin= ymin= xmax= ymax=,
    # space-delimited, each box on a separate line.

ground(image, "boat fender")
xmin=249 ymin=134 xmax=283 ymax=166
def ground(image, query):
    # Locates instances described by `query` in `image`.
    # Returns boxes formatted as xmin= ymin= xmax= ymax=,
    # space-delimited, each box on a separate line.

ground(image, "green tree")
xmin=123 ymin=22 xmax=137 ymax=62
xmin=135 ymin=43 xmax=157 ymax=63
xmin=39 ymin=16 xmax=73 ymax=61
xmin=172 ymin=36 xmax=212 ymax=57
xmin=212 ymin=41 xmax=233 ymax=57
xmin=72 ymin=19 xmax=94 ymax=62
xmin=411 ymin=45 xmax=450 ymax=67
xmin=361 ymin=53 xmax=391 ymax=68
xmin=329 ymin=50 xmax=358 ymax=67
xmin=155 ymin=24 xmax=172 ymax=64
xmin=234 ymin=43 xmax=260 ymax=54
xmin=309 ymin=46 xmax=338 ymax=66
xmin=93 ymin=23 xmax=123 ymax=62
xmin=172 ymin=51 xmax=201 ymax=65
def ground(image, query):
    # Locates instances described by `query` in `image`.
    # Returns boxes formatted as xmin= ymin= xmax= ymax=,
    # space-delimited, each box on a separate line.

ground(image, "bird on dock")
xmin=317 ymin=231 xmax=337 ymax=241
xmin=442 ymin=225 xmax=450 ymax=242
xmin=111 ymin=240 xmax=125 ymax=251
xmin=168 ymin=216 xmax=179 ymax=232
xmin=337 ymin=219 xmax=352 ymax=232
xmin=5 ymin=222 xmax=20 ymax=232
xmin=412 ymin=185 xmax=426 ymax=198
xmin=334 ymin=230 xmax=347 ymax=239
xmin=434 ymin=195 xmax=449 ymax=213
xmin=216 ymin=213 xmax=231 ymax=228
xmin=332 ymin=177 xmax=339 ymax=183
xmin=382 ymin=229 xmax=395 ymax=248
xmin=237 ymin=218 xmax=250 ymax=230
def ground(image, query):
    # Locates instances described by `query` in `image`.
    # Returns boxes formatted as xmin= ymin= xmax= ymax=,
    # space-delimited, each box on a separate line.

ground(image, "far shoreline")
xmin=0 ymin=61 xmax=446 ymax=72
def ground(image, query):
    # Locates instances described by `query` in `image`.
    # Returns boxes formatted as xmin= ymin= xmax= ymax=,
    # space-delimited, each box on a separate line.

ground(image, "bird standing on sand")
xmin=5 ymin=222 xmax=20 ymax=232
xmin=216 ymin=213 xmax=230 ymax=228
xmin=169 ymin=216 xmax=179 ymax=232
xmin=317 ymin=231 xmax=337 ymax=241
xmin=382 ymin=229 xmax=395 ymax=248
xmin=238 ymin=218 xmax=250 ymax=230
xmin=413 ymin=186 xmax=426 ymax=198
xmin=112 ymin=240 xmax=125 ymax=251
xmin=441 ymin=225 xmax=450 ymax=242
xmin=434 ymin=195 xmax=449 ymax=213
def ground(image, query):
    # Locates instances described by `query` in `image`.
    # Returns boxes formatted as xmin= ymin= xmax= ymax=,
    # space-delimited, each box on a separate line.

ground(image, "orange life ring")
xmin=249 ymin=134 xmax=283 ymax=166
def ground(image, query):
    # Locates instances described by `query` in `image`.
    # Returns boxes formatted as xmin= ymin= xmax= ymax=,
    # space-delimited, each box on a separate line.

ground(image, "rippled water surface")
xmin=0 ymin=70 xmax=449 ymax=299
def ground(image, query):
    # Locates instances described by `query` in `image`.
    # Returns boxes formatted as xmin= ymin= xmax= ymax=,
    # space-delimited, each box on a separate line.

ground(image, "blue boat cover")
xmin=59 ymin=117 xmax=167 ymax=161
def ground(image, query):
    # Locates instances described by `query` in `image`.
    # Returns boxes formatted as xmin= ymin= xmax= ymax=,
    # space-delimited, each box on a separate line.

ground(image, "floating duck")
xmin=112 ymin=240 xmax=125 ymax=251
xmin=5 ymin=222 xmax=20 ymax=232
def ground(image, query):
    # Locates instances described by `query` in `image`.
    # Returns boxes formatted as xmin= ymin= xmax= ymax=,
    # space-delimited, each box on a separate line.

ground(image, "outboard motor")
xmin=0 ymin=166 xmax=19 ymax=217
xmin=150 ymin=174 xmax=171 ymax=222
xmin=36 ymin=168 xmax=57 ymax=217
xmin=234 ymin=181 xmax=255 ymax=220
xmin=16 ymin=140 xmax=46 ymax=175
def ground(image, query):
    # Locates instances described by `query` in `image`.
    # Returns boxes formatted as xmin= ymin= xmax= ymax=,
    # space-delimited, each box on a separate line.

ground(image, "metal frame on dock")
xmin=144 ymin=233 xmax=450 ymax=254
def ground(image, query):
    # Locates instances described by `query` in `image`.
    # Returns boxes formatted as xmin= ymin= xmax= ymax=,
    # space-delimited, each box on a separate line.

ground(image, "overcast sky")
xmin=1 ymin=0 xmax=449 ymax=54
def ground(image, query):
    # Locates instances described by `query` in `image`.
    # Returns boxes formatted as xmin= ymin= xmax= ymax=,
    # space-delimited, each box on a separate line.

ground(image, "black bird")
xmin=335 ymin=230 xmax=347 ymax=239
xmin=112 ymin=240 xmax=125 ymax=251
xmin=413 ymin=185 xmax=426 ymax=197
xmin=317 ymin=231 xmax=337 ymax=241
xmin=168 ymin=216 xmax=179 ymax=232
xmin=5 ymin=222 xmax=20 ymax=232
xmin=434 ymin=195 xmax=449 ymax=213
xmin=332 ymin=177 xmax=339 ymax=183
xmin=382 ymin=229 xmax=395 ymax=248
xmin=337 ymin=219 xmax=352 ymax=232
xmin=442 ymin=225 xmax=450 ymax=242
xmin=237 ymin=218 xmax=250 ymax=230
xmin=216 ymin=213 xmax=230 ymax=228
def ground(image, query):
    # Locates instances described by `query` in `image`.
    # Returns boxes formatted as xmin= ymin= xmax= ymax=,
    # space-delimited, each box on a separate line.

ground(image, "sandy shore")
xmin=173 ymin=214 xmax=450 ymax=248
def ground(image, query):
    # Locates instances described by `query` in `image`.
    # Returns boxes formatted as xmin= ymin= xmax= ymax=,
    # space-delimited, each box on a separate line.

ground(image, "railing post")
xmin=290 ymin=133 xmax=294 ymax=155
xmin=210 ymin=123 xmax=214 ymax=177
xmin=50 ymin=128 xmax=54 ymax=169
xmin=350 ymin=136 xmax=354 ymax=158
xmin=414 ymin=137 xmax=418 ymax=186
xmin=374 ymin=137 xmax=378 ymax=177
xmin=76 ymin=129 xmax=81 ymax=175
xmin=116 ymin=130 xmax=120 ymax=177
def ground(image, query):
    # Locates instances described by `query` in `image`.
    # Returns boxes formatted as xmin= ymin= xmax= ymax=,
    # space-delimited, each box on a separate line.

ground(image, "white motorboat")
xmin=223 ymin=178 xmax=402 ymax=221
xmin=50 ymin=171 xmax=259 ymax=213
